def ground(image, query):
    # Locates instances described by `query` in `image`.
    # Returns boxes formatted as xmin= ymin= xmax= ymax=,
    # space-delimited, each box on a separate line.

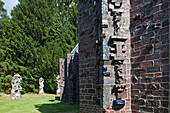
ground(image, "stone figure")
xmin=11 ymin=77 xmax=15 ymax=96
xmin=56 ymin=76 xmax=60 ymax=95
xmin=39 ymin=77 xmax=44 ymax=95
xmin=11 ymin=74 xmax=22 ymax=99
xmin=113 ymin=12 xmax=122 ymax=35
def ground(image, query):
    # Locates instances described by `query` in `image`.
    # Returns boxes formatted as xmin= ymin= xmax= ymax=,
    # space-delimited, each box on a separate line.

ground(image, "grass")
xmin=0 ymin=93 xmax=79 ymax=113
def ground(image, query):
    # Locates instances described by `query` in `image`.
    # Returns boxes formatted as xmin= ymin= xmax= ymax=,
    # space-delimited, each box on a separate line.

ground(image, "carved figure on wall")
xmin=113 ymin=12 xmax=122 ymax=35
xmin=11 ymin=74 xmax=22 ymax=99
xmin=39 ymin=77 xmax=44 ymax=95
xmin=114 ymin=65 xmax=123 ymax=84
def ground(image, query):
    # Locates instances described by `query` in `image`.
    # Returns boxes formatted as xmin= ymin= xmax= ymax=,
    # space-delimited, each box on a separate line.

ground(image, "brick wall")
xmin=130 ymin=0 xmax=170 ymax=112
xmin=78 ymin=0 xmax=103 ymax=112
xmin=78 ymin=0 xmax=169 ymax=112
xmin=78 ymin=0 xmax=131 ymax=112
xmin=59 ymin=58 xmax=66 ymax=101
xmin=59 ymin=45 xmax=79 ymax=104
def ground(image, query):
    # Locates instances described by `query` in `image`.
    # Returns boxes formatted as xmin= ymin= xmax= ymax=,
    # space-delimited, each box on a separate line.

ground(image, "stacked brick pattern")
xmin=59 ymin=45 xmax=79 ymax=104
xmin=78 ymin=0 xmax=132 ymax=112
xmin=59 ymin=58 xmax=66 ymax=101
xmin=78 ymin=0 xmax=170 ymax=112
xmin=130 ymin=0 xmax=170 ymax=113
xmin=78 ymin=0 xmax=103 ymax=112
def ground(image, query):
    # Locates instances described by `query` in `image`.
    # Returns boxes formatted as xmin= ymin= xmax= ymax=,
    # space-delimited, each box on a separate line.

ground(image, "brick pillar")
xmin=78 ymin=0 xmax=131 ymax=112
xmin=78 ymin=0 xmax=103 ymax=112
xmin=59 ymin=58 xmax=66 ymax=101
xmin=130 ymin=0 xmax=170 ymax=112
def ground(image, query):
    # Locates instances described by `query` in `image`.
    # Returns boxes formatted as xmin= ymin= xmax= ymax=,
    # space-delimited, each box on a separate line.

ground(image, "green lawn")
xmin=0 ymin=93 xmax=79 ymax=113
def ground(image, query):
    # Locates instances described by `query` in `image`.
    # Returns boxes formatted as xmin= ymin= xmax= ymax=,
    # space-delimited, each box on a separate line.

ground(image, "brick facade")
xmin=58 ymin=44 xmax=79 ymax=104
xmin=62 ymin=0 xmax=170 ymax=112
xmin=78 ymin=0 xmax=103 ymax=112
xmin=130 ymin=0 xmax=170 ymax=113
xmin=78 ymin=0 xmax=131 ymax=112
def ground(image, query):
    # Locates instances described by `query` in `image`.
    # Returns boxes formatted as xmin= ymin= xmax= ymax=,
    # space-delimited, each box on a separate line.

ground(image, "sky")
xmin=2 ymin=0 xmax=19 ymax=17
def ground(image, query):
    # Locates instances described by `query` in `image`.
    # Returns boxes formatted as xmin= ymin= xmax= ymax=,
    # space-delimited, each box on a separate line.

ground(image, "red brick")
xmin=88 ymin=89 xmax=95 ymax=93
xmin=140 ymin=107 xmax=153 ymax=112
xmin=133 ymin=84 xmax=145 ymax=89
xmin=140 ymin=61 xmax=153 ymax=68
xmin=131 ymin=105 xmax=139 ymax=110
xmin=131 ymin=51 xmax=140 ymax=57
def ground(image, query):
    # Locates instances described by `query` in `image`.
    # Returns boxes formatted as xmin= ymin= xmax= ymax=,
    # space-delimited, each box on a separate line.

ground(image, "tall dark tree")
xmin=0 ymin=0 xmax=78 ymax=93
xmin=0 ymin=0 xmax=10 ymax=92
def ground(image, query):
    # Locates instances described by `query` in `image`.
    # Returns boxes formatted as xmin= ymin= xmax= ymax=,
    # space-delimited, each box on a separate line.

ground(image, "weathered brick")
xmin=147 ymin=66 xmax=160 ymax=73
xmin=146 ymin=100 xmax=160 ymax=106
xmin=88 ymin=89 xmax=95 ymax=93
xmin=161 ymin=59 xmax=169 ymax=64
xmin=140 ymin=61 xmax=153 ymax=68
xmin=154 ymin=77 xmax=169 ymax=83
xmin=133 ymin=84 xmax=145 ymax=89
xmin=146 ymin=54 xmax=159 ymax=60
xmin=161 ymin=34 xmax=169 ymax=42
xmin=131 ymin=51 xmax=140 ymax=57
xmin=132 ymin=76 xmax=138 ymax=83
xmin=161 ymin=101 xmax=169 ymax=107
xmin=152 ymin=90 xmax=169 ymax=96
xmin=161 ymin=2 xmax=169 ymax=10
xmin=140 ymin=107 xmax=153 ymax=112
xmin=160 ymin=52 xmax=169 ymax=58
xmin=161 ymin=45 xmax=169 ymax=52
xmin=147 ymin=84 xmax=159 ymax=89
xmin=154 ymin=108 xmax=169 ymax=113
xmin=146 ymin=6 xmax=159 ymax=15
xmin=133 ymin=99 xmax=145 ymax=105
xmin=131 ymin=90 xmax=139 ymax=96
xmin=132 ymin=63 xmax=140 ymax=68
xmin=161 ymin=65 xmax=169 ymax=72
xmin=162 ymin=20 xmax=169 ymax=27
xmin=134 ymin=56 xmax=145 ymax=62
xmin=141 ymin=78 xmax=153 ymax=83
xmin=142 ymin=32 xmax=154 ymax=40
xmin=86 ymin=84 xmax=92 ymax=88
xmin=85 ymin=96 xmax=92 ymax=100
xmin=161 ymin=83 xmax=169 ymax=89
xmin=131 ymin=105 xmax=139 ymax=111
xmin=135 ymin=69 xmax=146 ymax=74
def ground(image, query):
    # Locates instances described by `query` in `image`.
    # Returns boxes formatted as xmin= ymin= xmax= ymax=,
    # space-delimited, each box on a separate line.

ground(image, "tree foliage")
xmin=0 ymin=0 xmax=78 ymax=93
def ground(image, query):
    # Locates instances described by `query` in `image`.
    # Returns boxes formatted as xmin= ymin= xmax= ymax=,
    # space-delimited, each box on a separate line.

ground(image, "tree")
xmin=0 ymin=0 xmax=9 ymax=92
xmin=0 ymin=0 xmax=78 ymax=93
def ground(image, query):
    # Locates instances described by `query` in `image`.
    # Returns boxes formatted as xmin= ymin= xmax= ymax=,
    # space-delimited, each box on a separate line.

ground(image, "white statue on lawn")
xmin=56 ymin=76 xmax=60 ymax=95
xmin=39 ymin=77 xmax=44 ymax=95
xmin=11 ymin=74 xmax=22 ymax=99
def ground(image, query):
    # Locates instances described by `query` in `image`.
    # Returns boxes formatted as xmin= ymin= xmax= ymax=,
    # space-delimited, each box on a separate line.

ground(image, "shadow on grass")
xmin=35 ymin=102 xmax=79 ymax=113
xmin=49 ymin=100 xmax=55 ymax=102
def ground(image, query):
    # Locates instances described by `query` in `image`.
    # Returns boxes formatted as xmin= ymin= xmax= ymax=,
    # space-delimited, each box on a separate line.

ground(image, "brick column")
xmin=78 ymin=0 xmax=103 ymax=112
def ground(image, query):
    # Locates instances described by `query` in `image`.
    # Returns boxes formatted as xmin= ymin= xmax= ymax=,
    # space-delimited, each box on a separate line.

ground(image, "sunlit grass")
xmin=0 ymin=93 xmax=79 ymax=113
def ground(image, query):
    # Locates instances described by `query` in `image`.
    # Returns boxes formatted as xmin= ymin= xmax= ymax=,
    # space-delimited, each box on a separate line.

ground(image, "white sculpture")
xmin=11 ymin=74 xmax=22 ymax=99
xmin=56 ymin=76 xmax=60 ymax=95
xmin=39 ymin=77 xmax=44 ymax=95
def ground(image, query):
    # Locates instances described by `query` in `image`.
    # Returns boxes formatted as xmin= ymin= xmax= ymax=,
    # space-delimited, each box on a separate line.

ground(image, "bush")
xmin=4 ymin=89 xmax=11 ymax=94
xmin=21 ymin=88 xmax=26 ymax=95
